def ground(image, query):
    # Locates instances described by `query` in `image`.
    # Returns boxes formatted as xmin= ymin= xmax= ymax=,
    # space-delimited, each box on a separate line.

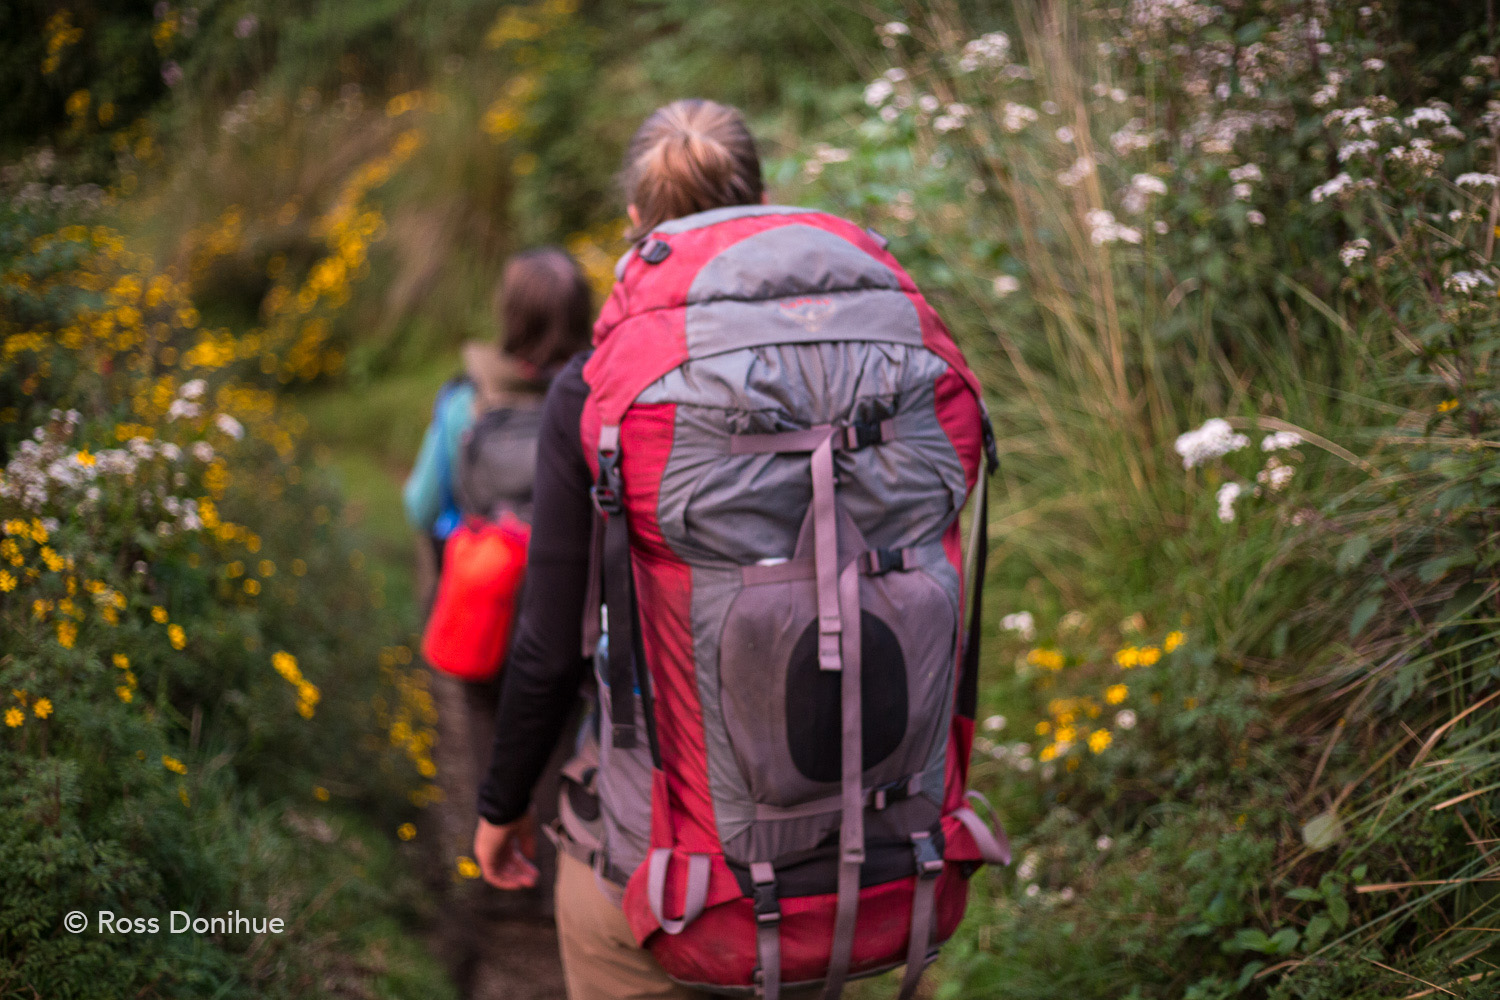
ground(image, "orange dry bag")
xmin=421 ymin=512 xmax=530 ymax=682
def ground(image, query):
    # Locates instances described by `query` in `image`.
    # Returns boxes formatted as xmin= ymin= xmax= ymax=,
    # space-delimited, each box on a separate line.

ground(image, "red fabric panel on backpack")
xmin=618 ymin=403 xmax=718 ymax=855
xmin=420 ymin=514 xmax=530 ymax=682
xmin=642 ymin=867 xmax=972 ymax=988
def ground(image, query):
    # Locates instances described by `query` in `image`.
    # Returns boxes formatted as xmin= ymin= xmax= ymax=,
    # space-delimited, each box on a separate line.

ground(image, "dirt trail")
xmin=429 ymin=891 xmax=567 ymax=1000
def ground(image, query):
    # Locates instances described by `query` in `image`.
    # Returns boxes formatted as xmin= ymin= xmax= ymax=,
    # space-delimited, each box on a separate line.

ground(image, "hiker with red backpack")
xmin=473 ymin=99 xmax=1009 ymax=1000
xmin=404 ymin=248 xmax=593 ymax=904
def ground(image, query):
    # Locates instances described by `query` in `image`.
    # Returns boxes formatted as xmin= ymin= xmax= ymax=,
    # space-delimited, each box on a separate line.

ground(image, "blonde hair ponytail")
xmin=622 ymin=99 xmax=763 ymax=240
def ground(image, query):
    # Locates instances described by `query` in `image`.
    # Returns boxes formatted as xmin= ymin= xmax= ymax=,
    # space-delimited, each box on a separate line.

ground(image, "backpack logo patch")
xmin=777 ymin=296 xmax=837 ymax=333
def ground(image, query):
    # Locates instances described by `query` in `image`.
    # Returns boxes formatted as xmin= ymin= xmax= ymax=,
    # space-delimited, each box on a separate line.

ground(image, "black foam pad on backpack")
xmin=784 ymin=611 xmax=907 ymax=784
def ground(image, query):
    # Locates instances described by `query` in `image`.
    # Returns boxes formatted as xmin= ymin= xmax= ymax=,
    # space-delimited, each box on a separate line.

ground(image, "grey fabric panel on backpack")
xmin=649 ymin=203 xmax=819 ymax=236
xmin=639 ymin=343 xmax=965 ymax=567
xmin=684 ymin=290 xmax=921 ymax=360
xmin=594 ymin=656 xmax=656 ymax=881
xmin=455 ymin=404 xmax=544 ymax=522
xmin=684 ymin=224 xmax=902 ymax=306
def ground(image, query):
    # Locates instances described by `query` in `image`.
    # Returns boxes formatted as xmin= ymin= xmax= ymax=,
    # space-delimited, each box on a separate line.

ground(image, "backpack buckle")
xmin=911 ymin=832 xmax=944 ymax=878
xmin=639 ymin=238 xmax=672 ymax=264
xmin=750 ymin=863 xmax=780 ymax=926
xmin=592 ymin=448 xmax=623 ymax=515
xmin=840 ymin=419 xmax=888 ymax=451
xmin=860 ymin=548 xmax=907 ymax=576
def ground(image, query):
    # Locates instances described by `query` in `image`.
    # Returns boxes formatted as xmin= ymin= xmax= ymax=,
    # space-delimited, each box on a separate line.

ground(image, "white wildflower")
xmin=1001 ymin=611 xmax=1036 ymax=640
xmin=1229 ymin=164 xmax=1262 ymax=183
xmin=1337 ymin=139 xmax=1379 ymax=162
xmin=982 ymin=714 xmax=1007 ymax=732
xmin=1446 ymin=270 xmax=1496 ymax=294
xmin=1055 ymin=125 xmax=1075 ymax=144
xmin=1059 ymin=887 xmax=1076 ymax=903
xmin=1016 ymin=851 xmax=1039 ymax=881
xmin=883 ymin=67 xmax=907 ymax=83
xmin=863 ymin=78 xmax=893 ymax=107
xmin=1110 ymin=88 xmax=1128 ymax=103
xmin=191 ymin=441 xmax=215 ymax=463
xmin=1339 ymin=238 xmax=1370 ymax=266
xmin=1041 ymin=100 xmax=1059 ymax=115
xmin=933 ymin=114 xmax=963 ymax=133
xmin=1001 ymin=102 xmax=1038 ymax=133
xmin=1261 ymin=431 xmax=1303 ymax=451
xmin=958 ymin=32 xmax=1010 ymax=72
xmin=1025 ymin=883 xmax=1040 ymax=897
xmin=159 ymin=442 xmax=182 ymax=462
xmin=1217 ymin=481 xmax=1244 ymax=523
xmin=1363 ymin=58 xmax=1386 ymax=72
xmin=1110 ymin=119 xmax=1152 ymax=156
xmin=1155 ymin=219 xmax=1171 ymax=234
xmin=880 ymin=20 xmax=909 ymax=35
xmin=1085 ymin=209 xmax=1142 ymax=246
xmin=179 ymin=379 xmax=207 ymax=400
xmin=215 ymin=413 xmax=244 ymax=440
xmin=1456 ymin=172 xmax=1500 ymax=188
xmin=1174 ymin=418 xmax=1250 ymax=469
xmin=1115 ymin=709 xmax=1137 ymax=730
xmin=1257 ymin=457 xmax=1295 ymax=492
xmin=1405 ymin=106 xmax=1451 ymax=128
xmin=879 ymin=106 xmax=899 ymax=123
xmin=1057 ymin=156 xmax=1095 ymax=188
xmin=918 ymin=94 xmax=940 ymax=114
xmin=1246 ymin=210 xmax=1266 ymax=225
xmin=167 ymin=399 xmax=201 ymax=421
xmin=1311 ymin=173 xmax=1352 ymax=203
xmin=1387 ymin=138 xmax=1443 ymax=174
xmin=1232 ymin=182 xmax=1253 ymax=200
xmin=993 ymin=274 xmax=1021 ymax=298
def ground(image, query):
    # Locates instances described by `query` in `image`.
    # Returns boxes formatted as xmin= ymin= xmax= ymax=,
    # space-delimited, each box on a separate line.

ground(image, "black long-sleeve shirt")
xmin=477 ymin=352 xmax=594 ymax=824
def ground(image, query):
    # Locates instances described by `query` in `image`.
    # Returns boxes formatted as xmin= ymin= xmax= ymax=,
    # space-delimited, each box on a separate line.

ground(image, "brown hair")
xmin=622 ymin=99 xmax=763 ymax=240
xmin=494 ymin=247 xmax=593 ymax=376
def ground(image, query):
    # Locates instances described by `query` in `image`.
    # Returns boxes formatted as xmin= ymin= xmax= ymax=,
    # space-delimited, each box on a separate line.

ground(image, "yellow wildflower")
xmin=57 ymin=621 xmax=77 ymax=649
xmin=258 ymin=560 xmax=275 ymax=577
xmin=168 ymin=624 xmax=185 ymax=649
xmin=162 ymin=755 xmax=187 ymax=774
xmin=291 ymin=558 xmax=307 ymax=576
xmin=244 ymin=579 xmax=260 ymax=596
xmin=1184 ymin=697 xmax=1199 ymax=710
xmin=1054 ymin=726 xmax=1077 ymax=744
xmin=75 ymin=449 xmax=95 ymax=467
xmin=1034 ymin=720 xmax=1051 ymax=736
xmin=1164 ymin=631 xmax=1185 ymax=653
xmin=1437 ymin=398 xmax=1459 ymax=413
xmin=1114 ymin=646 xmax=1140 ymax=669
xmin=1038 ymin=744 xmax=1057 ymax=762
xmin=397 ymin=822 xmax=416 ymax=841
xmin=151 ymin=606 xmax=168 ymax=623
xmin=1026 ymin=647 xmax=1065 ymax=671
xmin=417 ymin=758 xmax=437 ymax=778
xmin=313 ymin=786 xmax=330 ymax=802
xmin=178 ymin=787 xmax=190 ymax=808
xmin=456 ymin=856 xmax=481 ymax=879
xmin=117 ymin=686 xmax=134 ymax=703
xmin=0 ymin=570 xmax=14 ymax=592
xmin=33 ymin=698 xmax=52 ymax=719
xmin=113 ymin=653 xmax=129 ymax=669
xmin=272 ymin=651 xmax=301 ymax=683
xmin=1137 ymin=646 xmax=1161 ymax=666
xmin=4 ymin=707 xmax=23 ymax=728
xmin=297 ymin=700 xmax=315 ymax=719
xmin=1088 ymin=729 xmax=1112 ymax=753
xmin=1105 ymin=684 xmax=1128 ymax=705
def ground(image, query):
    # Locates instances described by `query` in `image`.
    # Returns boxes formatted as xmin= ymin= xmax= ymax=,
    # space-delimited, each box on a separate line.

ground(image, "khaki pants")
xmin=554 ymin=852 xmax=714 ymax=1000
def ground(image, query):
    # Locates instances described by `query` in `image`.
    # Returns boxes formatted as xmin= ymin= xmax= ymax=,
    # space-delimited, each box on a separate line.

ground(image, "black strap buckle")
xmin=840 ymin=419 xmax=887 ymax=451
xmin=871 ymin=777 xmax=913 ymax=811
xmin=592 ymin=449 xmax=623 ymax=515
xmin=860 ymin=548 xmax=906 ymax=577
xmin=912 ymin=832 xmax=944 ymax=878
xmin=639 ymin=238 xmax=672 ymax=264
xmin=752 ymin=877 xmax=781 ymax=926
xmin=981 ymin=412 xmax=999 ymax=475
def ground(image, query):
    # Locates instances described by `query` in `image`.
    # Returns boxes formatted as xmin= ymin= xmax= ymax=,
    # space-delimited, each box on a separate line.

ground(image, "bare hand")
xmin=473 ymin=814 xmax=539 ymax=889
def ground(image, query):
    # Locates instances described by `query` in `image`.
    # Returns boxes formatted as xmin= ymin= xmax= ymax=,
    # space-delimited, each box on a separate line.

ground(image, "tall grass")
xmin=801 ymin=0 xmax=1500 ymax=995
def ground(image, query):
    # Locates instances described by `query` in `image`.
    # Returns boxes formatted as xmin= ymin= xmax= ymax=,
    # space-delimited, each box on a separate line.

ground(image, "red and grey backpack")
xmin=578 ymin=205 xmax=1009 ymax=998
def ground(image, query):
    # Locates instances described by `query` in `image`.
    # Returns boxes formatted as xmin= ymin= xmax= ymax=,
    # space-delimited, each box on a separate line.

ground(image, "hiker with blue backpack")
xmin=403 ymin=248 xmax=593 ymax=909
xmin=473 ymin=99 xmax=1010 ymax=1000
